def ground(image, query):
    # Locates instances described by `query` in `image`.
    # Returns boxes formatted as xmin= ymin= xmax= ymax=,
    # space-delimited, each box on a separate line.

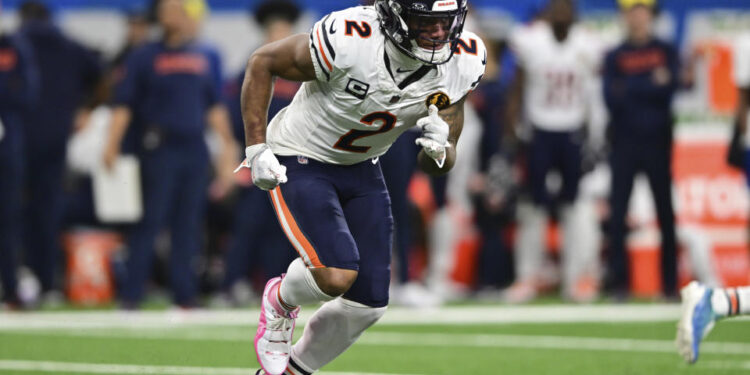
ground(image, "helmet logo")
xmin=433 ymin=1 xmax=458 ymax=11
xmin=413 ymin=3 xmax=427 ymax=10
xmin=426 ymin=92 xmax=451 ymax=110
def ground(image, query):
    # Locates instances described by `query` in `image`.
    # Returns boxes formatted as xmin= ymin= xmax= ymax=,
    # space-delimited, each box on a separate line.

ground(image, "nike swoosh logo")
xmin=396 ymin=68 xmax=413 ymax=73
xmin=329 ymin=20 xmax=336 ymax=34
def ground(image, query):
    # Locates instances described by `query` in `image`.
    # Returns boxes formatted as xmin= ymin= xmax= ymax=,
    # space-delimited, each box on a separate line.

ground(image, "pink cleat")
xmin=254 ymin=277 xmax=299 ymax=375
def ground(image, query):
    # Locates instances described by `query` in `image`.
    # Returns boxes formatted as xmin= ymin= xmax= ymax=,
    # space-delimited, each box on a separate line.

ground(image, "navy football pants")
xmin=269 ymin=156 xmax=393 ymax=308
xmin=528 ymin=128 xmax=583 ymax=207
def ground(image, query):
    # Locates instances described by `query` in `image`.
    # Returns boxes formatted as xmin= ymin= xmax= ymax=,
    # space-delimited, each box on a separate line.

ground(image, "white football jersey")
xmin=266 ymin=6 xmax=486 ymax=165
xmin=736 ymin=33 xmax=750 ymax=147
xmin=734 ymin=32 xmax=750 ymax=88
xmin=510 ymin=21 xmax=602 ymax=132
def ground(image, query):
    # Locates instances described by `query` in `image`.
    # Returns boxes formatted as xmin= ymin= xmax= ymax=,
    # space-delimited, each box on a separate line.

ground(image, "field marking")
xmin=0 ymin=360 xmax=419 ymax=375
xmin=0 ymin=304 xmax=690 ymax=330
xmin=358 ymin=332 xmax=750 ymax=356
xmin=8 ymin=329 xmax=750 ymax=357
xmin=704 ymin=360 xmax=750 ymax=371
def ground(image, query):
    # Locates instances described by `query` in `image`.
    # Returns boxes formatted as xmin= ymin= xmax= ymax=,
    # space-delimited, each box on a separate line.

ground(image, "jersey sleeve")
xmin=448 ymin=31 xmax=487 ymax=101
xmin=308 ymin=7 xmax=377 ymax=82
xmin=734 ymin=33 xmax=750 ymax=88
xmin=580 ymin=28 xmax=605 ymax=74
xmin=508 ymin=25 xmax=531 ymax=68
xmin=309 ymin=13 xmax=340 ymax=82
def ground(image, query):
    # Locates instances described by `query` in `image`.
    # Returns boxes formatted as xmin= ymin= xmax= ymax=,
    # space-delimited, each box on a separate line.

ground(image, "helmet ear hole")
xmin=390 ymin=1 xmax=402 ymax=14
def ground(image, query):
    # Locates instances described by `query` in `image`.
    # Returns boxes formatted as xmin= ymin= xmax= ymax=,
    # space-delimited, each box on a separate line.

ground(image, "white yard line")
xmin=357 ymin=332 xmax=750 ymax=356
xmin=703 ymin=360 xmax=750 ymax=371
xmin=0 ymin=360 xmax=419 ymax=375
xmin=9 ymin=329 xmax=750 ymax=357
xmin=0 ymin=304 xmax=690 ymax=330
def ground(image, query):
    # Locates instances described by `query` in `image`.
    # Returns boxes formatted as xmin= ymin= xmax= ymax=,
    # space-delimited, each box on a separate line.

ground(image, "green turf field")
xmin=1 ymin=305 xmax=749 ymax=375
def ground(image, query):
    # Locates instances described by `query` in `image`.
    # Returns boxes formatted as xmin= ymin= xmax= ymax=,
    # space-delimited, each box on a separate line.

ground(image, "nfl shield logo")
xmin=297 ymin=156 xmax=308 ymax=165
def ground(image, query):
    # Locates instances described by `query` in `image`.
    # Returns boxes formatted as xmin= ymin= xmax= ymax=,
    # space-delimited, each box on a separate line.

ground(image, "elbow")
xmin=246 ymin=52 xmax=262 ymax=75
xmin=247 ymin=49 xmax=274 ymax=77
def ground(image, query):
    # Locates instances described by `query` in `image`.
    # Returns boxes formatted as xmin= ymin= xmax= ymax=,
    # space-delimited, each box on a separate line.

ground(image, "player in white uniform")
xmin=236 ymin=1 xmax=485 ymax=374
xmin=676 ymin=31 xmax=750 ymax=364
xmin=505 ymin=0 xmax=602 ymax=302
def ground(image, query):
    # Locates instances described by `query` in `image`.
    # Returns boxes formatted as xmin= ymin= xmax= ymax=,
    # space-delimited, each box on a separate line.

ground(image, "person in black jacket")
xmin=603 ymin=0 xmax=679 ymax=299
xmin=0 ymin=1 xmax=39 ymax=309
xmin=17 ymin=1 xmax=104 ymax=305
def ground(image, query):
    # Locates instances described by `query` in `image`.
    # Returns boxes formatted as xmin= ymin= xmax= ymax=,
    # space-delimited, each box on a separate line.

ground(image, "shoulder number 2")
xmin=344 ymin=21 xmax=372 ymax=38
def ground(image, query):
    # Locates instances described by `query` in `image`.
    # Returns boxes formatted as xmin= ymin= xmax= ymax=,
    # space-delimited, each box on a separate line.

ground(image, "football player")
xmin=677 ymin=282 xmax=750 ymax=363
xmin=677 ymin=20 xmax=750 ymax=365
xmin=505 ymin=0 xmax=602 ymax=303
xmin=236 ymin=1 xmax=485 ymax=374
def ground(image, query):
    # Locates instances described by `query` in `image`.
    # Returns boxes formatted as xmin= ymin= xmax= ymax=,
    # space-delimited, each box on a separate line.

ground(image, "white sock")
xmin=711 ymin=286 xmax=750 ymax=318
xmin=278 ymin=258 xmax=334 ymax=309
xmin=515 ymin=203 xmax=546 ymax=282
xmin=290 ymin=298 xmax=386 ymax=373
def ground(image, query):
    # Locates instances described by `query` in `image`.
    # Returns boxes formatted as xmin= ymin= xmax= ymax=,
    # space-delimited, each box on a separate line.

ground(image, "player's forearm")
xmin=105 ymin=106 xmax=132 ymax=151
xmin=506 ymin=68 xmax=525 ymax=137
xmin=241 ymin=53 xmax=274 ymax=147
xmin=207 ymin=105 xmax=237 ymax=149
xmin=82 ymin=76 xmax=110 ymax=110
xmin=418 ymin=147 xmax=456 ymax=176
xmin=207 ymin=104 xmax=239 ymax=171
xmin=418 ymin=98 xmax=465 ymax=175
xmin=738 ymin=87 xmax=750 ymax=134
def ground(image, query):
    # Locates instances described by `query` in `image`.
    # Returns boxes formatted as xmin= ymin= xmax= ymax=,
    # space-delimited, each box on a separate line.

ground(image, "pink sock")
xmin=269 ymin=280 xmax=296 ymax=313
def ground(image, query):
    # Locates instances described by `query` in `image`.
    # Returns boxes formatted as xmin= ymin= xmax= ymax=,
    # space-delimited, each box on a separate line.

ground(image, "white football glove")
xmin=234 ymin=143 xmax=288 ymax=190
xmin=415 ymin=104 xmax=450 ymax=168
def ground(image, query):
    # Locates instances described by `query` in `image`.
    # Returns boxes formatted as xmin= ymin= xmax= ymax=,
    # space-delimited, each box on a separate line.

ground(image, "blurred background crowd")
xmin=1 ymin=0 xmax=750 ymax=310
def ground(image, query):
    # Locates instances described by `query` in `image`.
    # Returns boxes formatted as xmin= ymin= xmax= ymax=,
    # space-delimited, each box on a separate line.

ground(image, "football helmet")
xmin=376 ymin=0 xmax=468 ymax=65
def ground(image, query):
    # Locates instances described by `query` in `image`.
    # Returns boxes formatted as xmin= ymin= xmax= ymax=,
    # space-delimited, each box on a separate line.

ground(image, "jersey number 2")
xmin=333 ymin=112 xmax=396 ymax=153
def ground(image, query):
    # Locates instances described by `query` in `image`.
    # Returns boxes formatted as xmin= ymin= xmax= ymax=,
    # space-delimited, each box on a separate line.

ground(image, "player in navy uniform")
xmin=103 ymin=0 xmax=237 ymax=308
xmin=675 ymin=0 xmax=750 ymax=364
xmin=603 ymin=0 xmax=679 ymax=299
xmin=506 ymin=0 xmax=603 ymax=302
xmin=0 ymin=1 xmax=39 ymax=309
xmin=236 ymin=1 xmax=485 ymax=374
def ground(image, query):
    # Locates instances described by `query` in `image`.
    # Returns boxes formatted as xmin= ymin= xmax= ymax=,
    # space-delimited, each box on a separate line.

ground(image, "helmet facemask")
xmin=377 ymin=0 xmax=467 ymax=65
